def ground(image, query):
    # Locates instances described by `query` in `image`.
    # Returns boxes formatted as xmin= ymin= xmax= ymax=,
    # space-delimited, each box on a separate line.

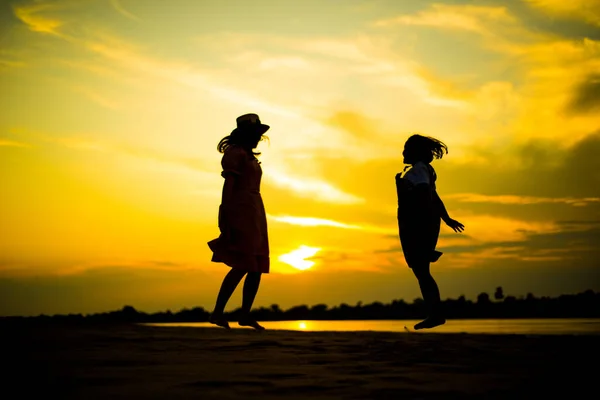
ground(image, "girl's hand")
xmin=445 ymin=218 xmax=465 ymax=233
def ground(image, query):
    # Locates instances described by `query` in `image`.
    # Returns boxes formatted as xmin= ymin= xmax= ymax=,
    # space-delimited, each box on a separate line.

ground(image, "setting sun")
xmin=278 ymin=246 xmax=321 ymax=271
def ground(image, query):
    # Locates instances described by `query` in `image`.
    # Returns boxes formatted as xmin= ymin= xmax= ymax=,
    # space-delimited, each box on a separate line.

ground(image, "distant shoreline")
xmin=2 ymin=289 xmax=598 ymax=321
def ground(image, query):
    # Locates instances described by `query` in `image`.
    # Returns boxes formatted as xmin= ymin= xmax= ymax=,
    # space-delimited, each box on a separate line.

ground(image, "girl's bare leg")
xmin=411 ymin=262 xmax=445 ymax=330
xmin=238 ymin=272 xmax=265 ymax=330
xmin=210 ymin=268 xmax=247 ymax=329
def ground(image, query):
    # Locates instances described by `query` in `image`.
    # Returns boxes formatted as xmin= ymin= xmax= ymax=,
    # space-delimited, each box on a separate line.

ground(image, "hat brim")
xmin=233 ymin=124 xmax=270 ymax=135
xmin=258 ymin=124 xmax=270 ymax=134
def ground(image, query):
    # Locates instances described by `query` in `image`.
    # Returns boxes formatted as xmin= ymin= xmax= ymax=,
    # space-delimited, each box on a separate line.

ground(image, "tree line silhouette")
xmin=2 ymin=288 xmax=599 ymax=324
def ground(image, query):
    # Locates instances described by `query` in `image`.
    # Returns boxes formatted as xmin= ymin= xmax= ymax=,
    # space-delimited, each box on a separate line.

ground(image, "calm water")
xmin=145 ymin=318 xmax=600 ymax=335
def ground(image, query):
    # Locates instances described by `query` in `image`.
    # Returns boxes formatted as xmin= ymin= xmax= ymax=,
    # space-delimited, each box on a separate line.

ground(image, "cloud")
xmin=446 ymin=193 xmax=600 ymax=207
xmin=524 ymin=0 xmax=600 ymax=26
xmin=450 ymin=214 xmax=560 ymax=244
xmin=264 ymin=169 xmax=364 ymax=205
xmin=325 ymin=111 xmax=377 ymax=141
xmin=0 ymin=59 xmax=26 ymax=68
xmin=81 ymin=35 xmax=304 ymax=119
xmin=373 ymin=4 xmax=515 ymax=34
xmin=270 ymin=215 xmax=361 ymax=229
xmin=269 ymin=214 xmax=395 ymax=234
xmin=307 ymin=248 xmax=393 ymax=273
xmin=376 ymin=217 xmax=599 ymax=270
xmin=54 ymin=259 xmax=194 ymax=276
xmin=72 ymin=86 xmax=121 ymax=110
xmin=567 ymin=74 xmax=600 ymax=114
xmin=194 ymin=32 xmax=475 ymax=111
xmin=12 ymin=128 xmax=215 ymax=177
xmin=434 ymin=132 xmax=600 ymax=198
xmin=370 ymin=2 xmax=599 ymax=147
xmin=258 ymin=56 xmax=313 ymax=71
xmin=109 ymin=0 xmax=141 ymax=22
xmin=12 ymin=3 xmax=63 ymax=35
xmin=0 ymin=139 xmax=30 ymax=148
xmin=11 ymin=18 xmax=304 ymax=121
xmin=441 ymin=223 xmax=600 ymax=266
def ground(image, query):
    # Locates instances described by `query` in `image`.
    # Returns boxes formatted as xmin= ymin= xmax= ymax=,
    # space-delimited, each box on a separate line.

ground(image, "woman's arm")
xmin=218 ymin=177 xmax=236 ymax=232
xmin=218 ymin=147 xmax=244 ymax=232
xmin=221 ymin=176 xmax=236 ymax=205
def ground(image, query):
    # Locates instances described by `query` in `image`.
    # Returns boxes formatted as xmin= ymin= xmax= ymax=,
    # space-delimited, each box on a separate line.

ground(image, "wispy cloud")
xmin=567 ymin=74 xmax=600 ymax=114
xmin=12 ymin=128 xmax=214 ymax=176
xmin=13 ymin=3 xmax=64 ymax=35
xmin=270 ymin=215 xmax=361 ymax=229
xmin=269 ymin=214 xmax=395 ymax=234
xmin=265 ymin=169 xmax=364 ymax=205
xmin=82 ymin=36 xmax=303 ymax=119
xmin=374 ymin=3 xmax=600 ymax=146
xmin=0 ymin=59 xmax=27 ymax=68
xmin=54 ymin=259 xmax=192 ymax=276
xmin=258 ymin=56 xmax=313 ymax=71
xmin=373 ymin=3 xmax=545 ymax=56
xmin=442 ymin=214 xmax=559 ymax=244
xmin=0 ymin=139 xmax=31 ymax=148
xmin=194 ymin=33 xmax=474 ymax=111
xmin=437 ymin=224 xmax=599 ymax=268
xmin=446 ymin=193 xmax=600 ymax=207
xmin=524 ymin=0 xmax=600 ymax=26
xmin=72 ymin=86 xmax=121 ymax=110
xmin=373 ymin=4 xmax=515 ymax=34
xmin=109 ymin=0 xmax=141 ymax=22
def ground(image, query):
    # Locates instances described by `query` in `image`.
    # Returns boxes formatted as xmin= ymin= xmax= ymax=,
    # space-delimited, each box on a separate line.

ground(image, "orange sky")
xmin=1 ymin=0 xmax=599 ymax=316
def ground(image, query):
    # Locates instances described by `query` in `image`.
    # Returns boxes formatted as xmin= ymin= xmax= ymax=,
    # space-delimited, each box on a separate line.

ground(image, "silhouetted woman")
xmin=207 ymin=113 xmax=270 ymax=330
xmin=395 ymin=134 xmax=464 ymax=330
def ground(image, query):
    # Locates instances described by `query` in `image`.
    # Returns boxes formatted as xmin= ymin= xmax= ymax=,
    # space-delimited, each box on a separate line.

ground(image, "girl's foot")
xmin=414 ymin=316 xmax=446 ymax=330
xmin=238 ymin=317 xmax=265 ymax=331
xmin=209 ymin=314 xmax=231 ymax=329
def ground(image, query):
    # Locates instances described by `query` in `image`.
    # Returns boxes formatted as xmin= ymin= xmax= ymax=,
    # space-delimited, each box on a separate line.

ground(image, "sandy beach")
xmin=3 ymin=322 xmax=595 ymax=399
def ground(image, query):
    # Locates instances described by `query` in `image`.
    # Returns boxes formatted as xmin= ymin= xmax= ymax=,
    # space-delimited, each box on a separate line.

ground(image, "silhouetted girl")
xmin=207 ymin=113 xmax=271 ymax=330
xmin=396 ymin=134 xmax=464 ymax=330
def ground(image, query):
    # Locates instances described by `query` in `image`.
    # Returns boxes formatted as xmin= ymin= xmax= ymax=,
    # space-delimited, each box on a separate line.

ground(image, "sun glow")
xmin=278 ymin=245 xmax=321 ymax=270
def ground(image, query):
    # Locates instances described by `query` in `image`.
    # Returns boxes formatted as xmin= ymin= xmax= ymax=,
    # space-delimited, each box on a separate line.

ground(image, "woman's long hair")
xmin=217 ymin=129 xmax=268 ymax=156
xmin=405 ymin=134 xmax=448 ymax=163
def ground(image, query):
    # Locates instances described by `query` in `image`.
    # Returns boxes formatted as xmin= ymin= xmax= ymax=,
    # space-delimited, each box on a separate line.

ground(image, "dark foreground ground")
xmin=1 ymin=322 xmax=596 ymax=399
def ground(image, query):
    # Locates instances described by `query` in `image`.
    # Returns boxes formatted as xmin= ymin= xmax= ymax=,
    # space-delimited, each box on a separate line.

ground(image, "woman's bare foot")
xmin=414 ymin=316 xmax=446 ymax=330
xmin=209 ymin=314 xmax=230 ymax=329
xmin=238 ymin=317 xmax=265 ymax=331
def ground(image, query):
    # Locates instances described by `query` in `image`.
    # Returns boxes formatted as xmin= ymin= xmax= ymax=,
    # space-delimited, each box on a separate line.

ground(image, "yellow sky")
xmin=1 ymin=0 xmax=599 ymax=316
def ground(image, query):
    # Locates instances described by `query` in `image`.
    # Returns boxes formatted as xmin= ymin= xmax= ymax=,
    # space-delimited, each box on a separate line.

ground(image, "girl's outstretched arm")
xmin=433 ymin=190 xmax=464 ymax=233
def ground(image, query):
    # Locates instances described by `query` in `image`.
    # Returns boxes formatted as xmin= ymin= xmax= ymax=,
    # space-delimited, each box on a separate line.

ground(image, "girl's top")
xmin=401 ymin=161 xmax=436 ymax=190
xmin=395 ymin=162 xmax=443 ymax=265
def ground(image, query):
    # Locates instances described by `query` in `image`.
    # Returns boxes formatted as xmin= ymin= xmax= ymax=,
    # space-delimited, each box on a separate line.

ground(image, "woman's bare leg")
xmin=238 ymin=272 xmax=265 ymax=330
xmin=210 ymin=268 xmax=247 ymax=329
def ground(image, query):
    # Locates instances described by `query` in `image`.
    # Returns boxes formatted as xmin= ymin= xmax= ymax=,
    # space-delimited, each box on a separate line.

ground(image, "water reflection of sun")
xmin=298 ymin=321 xmax=307 ymax=330
xmin=278 ymin=245 xmax=320 ymax=271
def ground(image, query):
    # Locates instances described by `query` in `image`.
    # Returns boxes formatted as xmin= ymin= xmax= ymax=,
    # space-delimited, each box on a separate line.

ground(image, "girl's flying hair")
xmin=405 ymin=134 xmax=448 ymax=163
